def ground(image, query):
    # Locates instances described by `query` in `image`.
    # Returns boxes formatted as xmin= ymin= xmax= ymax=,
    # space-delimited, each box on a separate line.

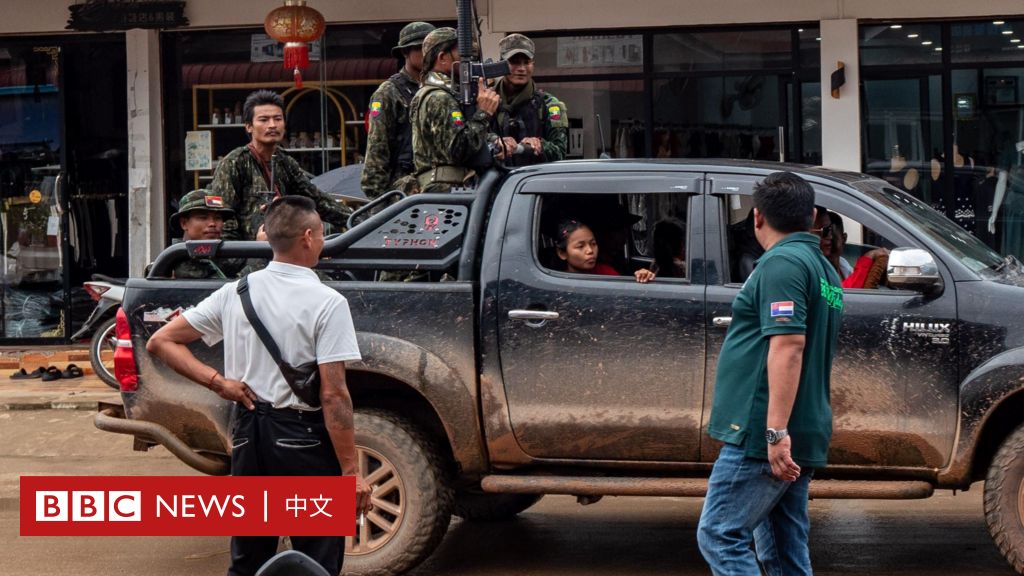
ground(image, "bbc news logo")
xmin=36 ymin=491 xmax=141 ymax=522
xmin=21 ymin=476 xmax=356 ymax=536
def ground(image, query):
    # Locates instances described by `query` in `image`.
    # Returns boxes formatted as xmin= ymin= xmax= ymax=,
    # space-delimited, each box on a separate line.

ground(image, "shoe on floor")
xmin=41 ymin=366 xmax=63 ymax=382
xmin=10 ymin=367 xmax=45 ymax=380
xmin=61 ymin=364 xmax=84 ymax=379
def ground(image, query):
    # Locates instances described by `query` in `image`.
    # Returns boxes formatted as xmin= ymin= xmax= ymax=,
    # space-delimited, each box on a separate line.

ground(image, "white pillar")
xmin=125 ymin=29 xmax=165 ymax=277
xmin=819 ymin=19 xmax=861 ymax=172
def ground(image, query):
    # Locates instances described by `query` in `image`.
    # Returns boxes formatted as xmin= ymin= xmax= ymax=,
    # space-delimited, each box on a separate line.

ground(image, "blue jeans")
xmin=697 ymin=443 xmax=814 ymax=576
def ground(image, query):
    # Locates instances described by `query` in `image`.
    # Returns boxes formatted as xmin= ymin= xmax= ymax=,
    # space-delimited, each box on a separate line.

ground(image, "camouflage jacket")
xmin=492 ymin=79 xmax=569 ymax=167
xmin=172 ymin=259 xmax=227 ymax=280
xmin=361 ymin=69 xmax=420 ymax=199
xmin=410 ymin=71 xmax=495 ymax=193
xmin=209 ymin=145 xmax=350 ymax=240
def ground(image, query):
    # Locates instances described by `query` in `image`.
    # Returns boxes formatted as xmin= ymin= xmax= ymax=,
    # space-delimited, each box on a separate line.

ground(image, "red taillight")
xmin=113 ymin=308 xmax=138 ymax=392
xmin=83 ymin=282 xmax=111 ymax=302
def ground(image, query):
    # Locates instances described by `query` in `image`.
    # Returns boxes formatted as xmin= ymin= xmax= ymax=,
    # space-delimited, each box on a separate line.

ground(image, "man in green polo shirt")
xmin=697 ymin=171 xmax=843 ymax=576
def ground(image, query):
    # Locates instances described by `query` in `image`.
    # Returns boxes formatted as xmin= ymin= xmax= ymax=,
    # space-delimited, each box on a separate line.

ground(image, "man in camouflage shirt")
xmin=167 ymin=189 xmax=238 ymax=279
xmin=361 ymin=21 xmax=434 ymax=199
xmin=410 ymin=27 xmax=500 ymax=194
xmin=491 ymin=34 xmax=569 ymax=167
xmin=209 ymin=90 xmax=350 ymax=241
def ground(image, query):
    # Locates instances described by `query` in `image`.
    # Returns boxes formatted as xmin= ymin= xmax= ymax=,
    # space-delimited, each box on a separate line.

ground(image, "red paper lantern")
xmin=264 ymin=0 xmax=326 ymax=88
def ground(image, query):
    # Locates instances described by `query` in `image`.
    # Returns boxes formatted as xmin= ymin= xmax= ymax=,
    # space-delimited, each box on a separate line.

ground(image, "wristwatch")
xmin=766 ymin=427 xmax=789 ymax=445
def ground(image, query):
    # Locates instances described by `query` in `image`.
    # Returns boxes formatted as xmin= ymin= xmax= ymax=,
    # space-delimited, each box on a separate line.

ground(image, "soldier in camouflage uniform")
xmin=209 ymin=90 xmax=351 ymax=241
xmin=491 ymin=34 xmax=569 ymax=167
xmin=410 ymin=27 xmax=501 ymax=194
xmin=167 ymin=189 xmax=238 ymax=279
xmin=361 ymin=22 xmax=435 ymax=199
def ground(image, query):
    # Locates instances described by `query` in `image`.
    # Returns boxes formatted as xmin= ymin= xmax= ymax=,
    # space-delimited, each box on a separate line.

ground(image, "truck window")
xmin=724 ymin=194 xmax=901 ymax=290
xmin=536 ymin=193 xmax=690 ymax=281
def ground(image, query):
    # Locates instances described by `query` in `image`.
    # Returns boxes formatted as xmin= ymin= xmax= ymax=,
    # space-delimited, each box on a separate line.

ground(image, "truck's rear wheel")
xmin=984 ymin=421 xmax=1024 ymax=574
xmin=344 ymin=410 xmax=453 ymax=576
xmin=454 ymin=490 xmax=542 ymax=521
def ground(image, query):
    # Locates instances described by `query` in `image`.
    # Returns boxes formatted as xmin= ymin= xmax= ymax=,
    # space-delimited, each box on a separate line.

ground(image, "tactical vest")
xmin=411 ymin=82 xmax=487 ymax=188
xmin=388 ymin=72 xmax=417 ymax=175
xmin=497 ymin=89 xmax=547 ymax=167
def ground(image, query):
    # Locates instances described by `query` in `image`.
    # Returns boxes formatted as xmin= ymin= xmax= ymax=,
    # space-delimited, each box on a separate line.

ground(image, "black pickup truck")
xmin=97 ymin=160 xmax=1024 ymax=575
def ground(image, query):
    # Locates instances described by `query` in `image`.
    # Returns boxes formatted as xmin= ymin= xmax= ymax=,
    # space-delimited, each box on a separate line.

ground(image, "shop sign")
xmin=66 ymin=0 xmax=189 ymax=32
xmin=251 ymin=34 xmax=322 ymax=64
xmin=556 ymin=35 xmax=643 ymax=69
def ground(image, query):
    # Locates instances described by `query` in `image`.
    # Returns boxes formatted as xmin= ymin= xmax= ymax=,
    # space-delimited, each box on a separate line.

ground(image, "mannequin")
xmin=988 ymin=139 xmax=1024 ymax=237
xmin=884 ymin=145 xmax=920 ymax=192
xmin=987 ymin=169 xmax=1009 ymax=235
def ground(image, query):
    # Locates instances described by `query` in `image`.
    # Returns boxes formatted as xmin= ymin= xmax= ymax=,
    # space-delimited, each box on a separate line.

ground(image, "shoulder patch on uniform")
xmin=451 ymin=110 xmax=464 ymax=126
xmin=770 ymin=301 xmax=795 ymax=317
xmin=548 ymin=105 xmax=562 ymax=120
xmin=369 ymin=101 xmax=383 ymax=117
xmin=204 ymin=196 xmax=224 ymax=208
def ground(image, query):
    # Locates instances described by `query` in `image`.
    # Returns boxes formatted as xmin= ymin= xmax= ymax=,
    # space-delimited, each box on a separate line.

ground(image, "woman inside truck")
xmin=555 ymin=218 xmax=656 ymax=283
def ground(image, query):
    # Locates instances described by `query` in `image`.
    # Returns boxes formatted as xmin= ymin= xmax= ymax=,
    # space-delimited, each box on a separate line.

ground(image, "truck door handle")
xmin=713 ymin=316 xmax=732 ymax=328
xmin=508 ymin=310 xmax=560 ymax=321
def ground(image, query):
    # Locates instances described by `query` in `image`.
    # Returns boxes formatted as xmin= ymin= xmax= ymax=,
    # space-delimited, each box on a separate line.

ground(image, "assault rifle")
xmin=455 ymin=0 xmax=510 ymax=108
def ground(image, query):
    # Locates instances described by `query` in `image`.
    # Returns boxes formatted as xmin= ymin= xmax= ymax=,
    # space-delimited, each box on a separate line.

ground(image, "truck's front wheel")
xmin=984 ymin=421 xmax=1024 ymax=574
xmin=344 ymin=410 xmax=453 ymax=576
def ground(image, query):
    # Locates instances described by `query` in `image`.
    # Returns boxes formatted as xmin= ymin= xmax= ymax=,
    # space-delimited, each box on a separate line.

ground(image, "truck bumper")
xmin=94 ymin=403 xmax=229 ymax=476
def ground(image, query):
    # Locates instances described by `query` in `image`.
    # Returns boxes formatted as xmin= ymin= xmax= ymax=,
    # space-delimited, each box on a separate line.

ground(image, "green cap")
xmin=499 ymin=33 xmax=535 ymax=60
xmin=393 ymin=22 xmax=435 ymax=56
xmin=169 ymin=189 xmax=235 ymax=228
xmin=422 ymin=27 xmax=459 ymax=72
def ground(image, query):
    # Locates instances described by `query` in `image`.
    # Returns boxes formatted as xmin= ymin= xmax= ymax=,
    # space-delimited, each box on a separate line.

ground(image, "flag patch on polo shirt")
xmin=770 ymin=301 xmax=795 ymax=317
xmin=204 ymin=196 xmax=224 ymax=208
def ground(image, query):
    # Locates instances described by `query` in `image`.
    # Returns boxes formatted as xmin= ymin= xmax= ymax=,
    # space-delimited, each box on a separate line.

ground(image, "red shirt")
xmin=592 ymin=263 xmax=620 ymax=276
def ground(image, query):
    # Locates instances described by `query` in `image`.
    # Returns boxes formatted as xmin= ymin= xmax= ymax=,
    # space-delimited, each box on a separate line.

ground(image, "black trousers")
xmin=228 ymin=402 xmax=343 ymax=576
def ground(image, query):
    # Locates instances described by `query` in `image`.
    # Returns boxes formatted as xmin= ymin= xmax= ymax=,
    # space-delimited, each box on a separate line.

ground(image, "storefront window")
xmin=0 ymin=46 xmax=62 ymax=338
xmin=653 ymin=29 xmax=792 ymax=72
xmin=534 ymin=25 xmax=819 ymax=164
xmin=652 ymin=75 xmax=783 ymax=160
xmin=537 ymin=80 xmax=644 ymax=159
xmin=862 ymin=19 xmax=1024 ymax=258
xmin=860 ymin=23 xmax=943 ymax=66
xmin=951 ymin=68 xmax=1024 ymax=255
xmin=951 ymin=20 xmax=1024 ymax=63
xmin=861 ymin=75 xmax=944 ymax=206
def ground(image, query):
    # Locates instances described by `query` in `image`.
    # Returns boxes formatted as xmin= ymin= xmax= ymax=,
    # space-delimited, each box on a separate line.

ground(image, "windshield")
xmin=857 ymin=182 xmax=1005 ymax=275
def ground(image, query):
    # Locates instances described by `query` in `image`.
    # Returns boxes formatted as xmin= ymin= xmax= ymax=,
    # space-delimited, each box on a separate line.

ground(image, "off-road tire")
xmin=984 ymin=421 xmax=1024 ymax=574
xmin=453 ymin=491 xmax=542 ymax=521
xmin=89 ymin=317 xmax=119 ymax=390
xmin=344 ymin=410 xmax=454 ymax=576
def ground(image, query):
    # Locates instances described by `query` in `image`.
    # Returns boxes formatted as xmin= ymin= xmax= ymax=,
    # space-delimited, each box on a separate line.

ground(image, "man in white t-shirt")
xmin=147 ymin=195 xmax=372 ymax=576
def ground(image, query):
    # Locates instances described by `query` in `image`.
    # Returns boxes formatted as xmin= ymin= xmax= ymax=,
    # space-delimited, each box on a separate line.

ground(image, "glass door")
xmin=0 ymin=44 xmax=65 ymax=340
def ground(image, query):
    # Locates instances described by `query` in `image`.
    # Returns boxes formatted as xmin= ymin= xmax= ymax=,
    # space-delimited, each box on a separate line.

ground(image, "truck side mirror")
xmin=886 ymin=247 xmax=942 ymax=293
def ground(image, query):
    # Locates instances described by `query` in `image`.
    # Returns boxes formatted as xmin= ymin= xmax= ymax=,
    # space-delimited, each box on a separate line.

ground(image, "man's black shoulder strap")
xmin=236 ymin=276 xmax=285 ymax=368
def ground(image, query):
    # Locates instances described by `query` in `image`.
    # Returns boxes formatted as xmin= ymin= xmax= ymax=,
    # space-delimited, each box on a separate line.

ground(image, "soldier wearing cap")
xmin=361 ymin=22 xmax=435 ymax=199
xmin=410 ymin=27 xmax=501 ymax=193
xmin=168 ymin=189 xmax=239 ymax=279
xmin=492 ymin=33 xmax=569 ymax=167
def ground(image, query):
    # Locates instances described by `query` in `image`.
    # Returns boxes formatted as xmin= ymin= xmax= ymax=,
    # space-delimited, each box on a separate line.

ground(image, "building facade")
xmin=1 ymin=0 xmax=1023 ymax=341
